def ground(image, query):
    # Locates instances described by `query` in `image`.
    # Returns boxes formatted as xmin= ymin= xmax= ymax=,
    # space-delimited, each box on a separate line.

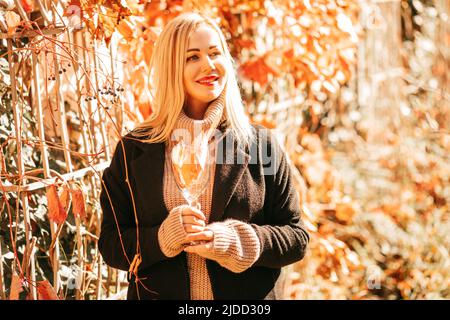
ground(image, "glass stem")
xmin=191 ymin=199 xmax=201 ymax=210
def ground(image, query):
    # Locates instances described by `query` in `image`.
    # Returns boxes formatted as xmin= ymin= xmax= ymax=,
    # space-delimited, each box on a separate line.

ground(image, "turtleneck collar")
xmin=179 ymin=92 xmax=225 ymax=130
xmin=168 ymin=91 xmax=227 ymax=147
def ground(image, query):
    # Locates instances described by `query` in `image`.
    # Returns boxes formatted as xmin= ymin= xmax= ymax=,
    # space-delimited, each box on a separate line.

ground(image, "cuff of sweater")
xmin=208 ymin=222 xmax=236 ymax=255
xmin=206 ymin=219 xmax=261 ymax=273
xmin=158 ymin=205 xmax=188 ymax=257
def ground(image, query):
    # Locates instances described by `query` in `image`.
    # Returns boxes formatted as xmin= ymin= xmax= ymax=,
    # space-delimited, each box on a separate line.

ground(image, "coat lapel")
xmin=209 ymin=130 xmax=250 ymax=223
xmin=129 ymin=140 xmax=167 ymax=222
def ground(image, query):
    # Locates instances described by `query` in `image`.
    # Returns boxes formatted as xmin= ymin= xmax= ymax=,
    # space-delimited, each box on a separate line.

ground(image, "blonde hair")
xmin=130 ymin=12 xmax=254 ymax=149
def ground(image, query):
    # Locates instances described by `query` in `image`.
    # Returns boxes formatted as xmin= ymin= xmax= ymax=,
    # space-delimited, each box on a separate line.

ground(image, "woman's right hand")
xmin=180 ymin=206 xmax=214 ymax=244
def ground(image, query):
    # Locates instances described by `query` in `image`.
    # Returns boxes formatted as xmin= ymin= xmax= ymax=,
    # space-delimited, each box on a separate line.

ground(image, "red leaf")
xmin=37 ymin=280 xmax=59 ymax=300
xmin=9 ymin=274 xmax=22 ymax=300
xmin=70 ymin=188 xmax=86 ymax=220
xmin=20 ymin=0 xmax=34 ymax=13
xmin=239 ymin=56 xmax=278 ymax=87
xmin=46 ymin=185 xmax=68 ymax=224
xmin=59 ymin=186 xmax=71 ymax=212
xmin=234 ymin=38 xmax=255 ymax=50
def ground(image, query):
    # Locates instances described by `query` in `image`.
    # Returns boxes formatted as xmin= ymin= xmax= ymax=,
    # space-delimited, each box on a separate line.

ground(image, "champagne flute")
xmin=167 ymin=135 xmax=212 ymax=245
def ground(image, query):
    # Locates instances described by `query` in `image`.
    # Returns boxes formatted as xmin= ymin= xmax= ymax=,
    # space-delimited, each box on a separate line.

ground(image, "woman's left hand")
xmin=184 ymin=240 xmax=214 ymax=254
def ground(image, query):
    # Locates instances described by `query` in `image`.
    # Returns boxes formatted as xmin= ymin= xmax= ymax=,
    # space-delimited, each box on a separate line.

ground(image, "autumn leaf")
xmin=4 ymin=11 xmax=21 ymax=35
xmin=70 ymin=187 xmax=86 ymax=220
xmin=144 ymin=26 xmax=162 ymax=42
xmin=234 ymin=38 xmax=255 ymax=50
xmin=59 ymin=185 xmax=71 ymax=213
xmin=138 ymin=89 xmax=152 ymax=120
xmin=239 ymin=55 xmax=278 ymax=87
xmin=131 ymin=64 xmax=148 ymax=94
xmin=251 ymin=114 xmax=277 ymax=129
xmin=9 ymin=273 xmax=22 ymax=300
xmin=46 ymin=185 xmax=68 ymax=224
xmin=143 ymin=40 xmax=153 ymax=65
xmin=117 ymin=19 xmax=135 ymax=40
xmin=335 ymin=202 xmax=356 ymax=224
xmin=20 ymin=0 xmax=34 ymax=13
xmin=37 ymin=280 xmax=59 ymax=300
xmin=67 ymin=0 xmax=81 ymax=7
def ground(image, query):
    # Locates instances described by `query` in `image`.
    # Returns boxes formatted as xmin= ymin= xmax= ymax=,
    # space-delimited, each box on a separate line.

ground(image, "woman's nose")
xmin=201 ymin=56 xmax=215 ymax=72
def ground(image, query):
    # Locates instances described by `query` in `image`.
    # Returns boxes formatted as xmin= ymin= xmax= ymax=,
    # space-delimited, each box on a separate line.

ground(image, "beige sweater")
xmin=157 ymin=93 xmax=261 ymax=299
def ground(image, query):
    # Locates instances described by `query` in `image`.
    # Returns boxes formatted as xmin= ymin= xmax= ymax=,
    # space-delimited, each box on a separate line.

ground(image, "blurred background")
xmin=0 ymin=0 xmax=448 ymax=299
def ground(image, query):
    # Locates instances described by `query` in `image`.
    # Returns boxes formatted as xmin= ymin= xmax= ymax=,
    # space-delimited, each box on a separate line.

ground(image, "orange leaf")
xmin=70 ymin=188 xmax=86 ymax=220
xmin=143 ymin=40 xmax=153 ymax=65
xmin=9 ymin=273 xmax=22 ymax=300
xmin=234 ymin=38 xmax=255 ymax=50
xmin=251 ymin=114 xmax=277 ymax=129
xmin=132 ymin=64 xmax=148 ymax=95
xmin=335 ymin=202 xmax=356 ymax=224
xmin=46 ymin=185 xmax=68 ymax=224
xmin=283 ymin=49 xmax=294 ymax=60
xmin=4 ymin=11 xmax=21 ymax=35
xmin=59 ymin=186 xmax=71 ymax=213
xmin=20 ymin=0 xmax=34 ymax=13
xmin=240 ymin=56 xmax=278 ymax=87
xmin=138 ymin=89 xmax=152 ymax=120
xmin=117 ymin=19 xmax=135 ymax=40
xmin=37 ymin=280 xmax=59 ymax=300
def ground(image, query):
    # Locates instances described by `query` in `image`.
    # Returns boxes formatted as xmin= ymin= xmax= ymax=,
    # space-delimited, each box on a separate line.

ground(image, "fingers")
xmin=184 ymin=242 xmax=213 ymax=253
xmin=183 ymin=215 xmax=205 ymax=227
xmin=181 ymin=206 xmax=206 ymax=221
xmin=184 ymin=223 xmax=204 ymax=233
xmin=181 ymin=206 xmax=206 ymax=233
xmin=182 ymin=229 xmax=214 ymax=244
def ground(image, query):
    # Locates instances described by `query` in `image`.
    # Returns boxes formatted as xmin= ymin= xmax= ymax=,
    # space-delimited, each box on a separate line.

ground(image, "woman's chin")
xmin=198 ymin=91 xmax=221 ymax=103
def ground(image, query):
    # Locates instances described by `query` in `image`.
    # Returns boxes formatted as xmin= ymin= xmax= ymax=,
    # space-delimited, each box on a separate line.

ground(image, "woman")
xmin=98 ymin=12 xmax=309 ymax=300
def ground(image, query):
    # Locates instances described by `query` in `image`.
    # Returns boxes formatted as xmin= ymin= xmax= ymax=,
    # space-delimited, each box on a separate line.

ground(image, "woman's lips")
xmin=196 ymin=77 xmax=219 ymax=87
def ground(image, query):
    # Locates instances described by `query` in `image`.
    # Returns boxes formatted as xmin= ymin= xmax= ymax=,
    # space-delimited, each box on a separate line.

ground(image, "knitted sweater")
xmin=157 ymin=94 xmax=261 ymax=299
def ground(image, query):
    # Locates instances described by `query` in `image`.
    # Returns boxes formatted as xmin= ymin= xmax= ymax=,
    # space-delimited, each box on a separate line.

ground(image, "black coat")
xmin=98 ymin=124 xmax=309 ymax=299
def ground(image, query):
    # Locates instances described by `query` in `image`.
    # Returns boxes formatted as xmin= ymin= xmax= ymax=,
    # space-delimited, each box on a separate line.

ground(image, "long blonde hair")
xmin=130 ymin=12 xmax=254 ymax=149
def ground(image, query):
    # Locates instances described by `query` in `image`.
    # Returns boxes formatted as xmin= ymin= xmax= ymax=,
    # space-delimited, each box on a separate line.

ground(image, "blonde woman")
xmin=98 ymin=12 xmax=309 ymax=300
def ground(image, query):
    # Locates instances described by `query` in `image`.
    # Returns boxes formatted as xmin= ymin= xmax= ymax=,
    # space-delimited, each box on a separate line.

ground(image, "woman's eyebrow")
xmin=187 ymin=45 xmax=219 ymax=52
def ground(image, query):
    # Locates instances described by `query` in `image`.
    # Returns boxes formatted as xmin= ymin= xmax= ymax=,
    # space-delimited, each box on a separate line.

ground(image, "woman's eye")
xmin=187 ymin=52 xmax=220 ymax=62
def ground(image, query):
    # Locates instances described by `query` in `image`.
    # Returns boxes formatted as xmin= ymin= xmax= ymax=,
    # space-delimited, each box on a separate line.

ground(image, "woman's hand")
xmin=180 ymin=206 xmax=214 ymax=244
xmin=181 ymin=206 xmax=206 ymax=233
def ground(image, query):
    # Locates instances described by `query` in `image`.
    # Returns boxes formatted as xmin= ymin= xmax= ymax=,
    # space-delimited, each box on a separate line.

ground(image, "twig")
xmin=0 ymin=237 xmax=6 ymax=300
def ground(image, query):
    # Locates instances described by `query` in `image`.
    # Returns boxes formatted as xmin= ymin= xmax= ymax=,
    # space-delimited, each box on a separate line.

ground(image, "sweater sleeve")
xmin=157 ymin=205 xmax=189 ymax=257
xmin=199 ymin=219 xmax=261 ymax=273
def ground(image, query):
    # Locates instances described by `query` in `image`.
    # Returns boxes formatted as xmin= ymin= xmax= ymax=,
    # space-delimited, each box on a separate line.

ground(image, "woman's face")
xmin=183 ymin=24 xmax=227 ymax=115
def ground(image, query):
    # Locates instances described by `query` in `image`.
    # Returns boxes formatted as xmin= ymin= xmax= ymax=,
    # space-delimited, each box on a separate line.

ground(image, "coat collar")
xmin=127 ymin=126 xmax=250 ymax=222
